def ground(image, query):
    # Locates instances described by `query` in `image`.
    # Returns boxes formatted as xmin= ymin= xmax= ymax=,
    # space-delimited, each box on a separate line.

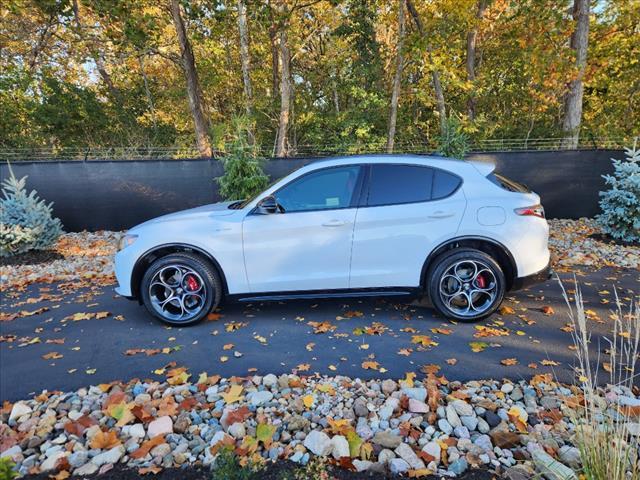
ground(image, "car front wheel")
xmin=140 ymin=253 xmax=221 ymax=326
xmin=428 ymin=249 xmax=505 ymax=322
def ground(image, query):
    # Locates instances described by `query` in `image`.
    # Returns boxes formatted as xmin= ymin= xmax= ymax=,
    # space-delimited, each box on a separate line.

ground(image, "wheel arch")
xmin=131 ymin=243 xmax=229 ymax=301
xmin=421 ymin=236 xmax=517 ymax=291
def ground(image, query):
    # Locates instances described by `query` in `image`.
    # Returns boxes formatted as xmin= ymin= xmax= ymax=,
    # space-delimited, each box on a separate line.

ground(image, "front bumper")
xmin=511 ymin=262 xmax=553 ymax=291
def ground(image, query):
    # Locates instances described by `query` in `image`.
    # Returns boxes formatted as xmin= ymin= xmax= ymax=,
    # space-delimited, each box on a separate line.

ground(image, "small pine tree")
xmin=597 ymin=140 xmax=640 ymax=243
xmin=0 ymin=167 xmax=63 ymax=256
xmin=436 ymin=114 xmax=470 ymax=159
xmin=217 ymin=118 xmax=269 ymax=201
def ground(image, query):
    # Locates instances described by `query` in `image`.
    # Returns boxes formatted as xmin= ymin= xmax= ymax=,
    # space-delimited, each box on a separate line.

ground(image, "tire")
xmin=140 ymin=252 xmax=222 ymax=326
xmin=427 ymin=248 xmax=505 ymax=322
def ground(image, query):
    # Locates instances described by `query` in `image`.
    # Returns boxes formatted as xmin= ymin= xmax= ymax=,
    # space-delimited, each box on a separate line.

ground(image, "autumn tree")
xmin=562 ymin=0 xmax=591 ymax=148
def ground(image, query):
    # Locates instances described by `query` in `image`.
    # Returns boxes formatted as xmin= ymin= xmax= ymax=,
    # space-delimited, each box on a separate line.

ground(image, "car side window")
xmin=367 ymin=164 xmax=433 ymax=206
xmin=432 ymin=170 xmax=462 ymax=200
xmin=275 ymin=165 xmax=361 ymax=212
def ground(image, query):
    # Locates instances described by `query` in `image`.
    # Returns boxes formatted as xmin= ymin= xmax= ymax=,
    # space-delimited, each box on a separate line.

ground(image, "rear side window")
xmin=367 ymin=165 xmax=433 ymax=206
xmin=487 ymin=173 xmax=530 ymax=193
xmin=432 ymin=170 xmax=462 ymax=200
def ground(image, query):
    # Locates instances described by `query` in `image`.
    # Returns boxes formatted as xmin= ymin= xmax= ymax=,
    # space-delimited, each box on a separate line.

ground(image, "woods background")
xmin=1 ymin=0 xmax=638 ymax=158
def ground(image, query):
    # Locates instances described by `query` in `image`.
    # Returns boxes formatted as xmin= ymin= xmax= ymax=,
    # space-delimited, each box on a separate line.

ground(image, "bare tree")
xmin=562 ymin=0 xmax=590 ymax=148
xmin=386 ymin=0 xmax=405 ymax=153
xmin=405 ymin=0 xmax=447 ymax=137
xmin=466 ymin=0 xmax=487 ymax=121
xmin=237 ymin=0 xmax=253 ymax=116
xmin=169 ymin=0 xmax=212 ymax=157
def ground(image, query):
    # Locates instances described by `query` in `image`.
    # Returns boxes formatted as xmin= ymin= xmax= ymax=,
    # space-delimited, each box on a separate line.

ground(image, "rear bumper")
xmin=511 ymin=262 xmax=553 ymax=291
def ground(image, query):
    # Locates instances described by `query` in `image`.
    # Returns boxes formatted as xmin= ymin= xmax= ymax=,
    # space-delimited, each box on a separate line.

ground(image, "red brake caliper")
xmin=186 ymin=275 xmax=199 ymax=291
xmin=475 ymin=273 xmax=487 ymax=289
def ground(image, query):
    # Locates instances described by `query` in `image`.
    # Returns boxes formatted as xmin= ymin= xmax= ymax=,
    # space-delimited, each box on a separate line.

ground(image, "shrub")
xmin=211 ymin=447 xmax=262 ymax=480
xmin=597 ymin=140 xmax=640 ymax=242
xmin=0 ymin=457 xmax=18 ymax=480
xmin=436 ymin=115 xmax=470 ymax=159
xmin=217 ymin=118 xmax=269 ymax=201
xmin=560 ymin=281 xmax=639 ymax=480
xmin=0 ymin=168 xmax=63 ymax=257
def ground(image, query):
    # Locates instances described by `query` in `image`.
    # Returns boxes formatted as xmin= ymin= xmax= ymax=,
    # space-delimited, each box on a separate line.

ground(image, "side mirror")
xmin=256 ymin=195 xmax=280 ymax=214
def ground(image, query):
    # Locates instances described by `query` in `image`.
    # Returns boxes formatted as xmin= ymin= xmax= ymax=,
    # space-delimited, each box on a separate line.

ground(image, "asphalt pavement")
xmin=1 ymin=267 xmax=637 ymax=401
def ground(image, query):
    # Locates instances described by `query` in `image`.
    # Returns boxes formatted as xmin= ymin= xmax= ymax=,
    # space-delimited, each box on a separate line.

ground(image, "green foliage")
xmin=597 ymin=141 xmax=640 ymax=242
xmin=436 ymin=115 xmax=470 ymax=159
xmin=0 ymin=168 xmax=63 ymax=257
xmin=217 ymin=118 xmax=269 ymax=201
xmin=211 ymin=448 xmax=261 ymax=480
xmin=0 ymin=458 xmax=18 ymax=480
xmin=0 ymin=0 xmax=638 ymax=153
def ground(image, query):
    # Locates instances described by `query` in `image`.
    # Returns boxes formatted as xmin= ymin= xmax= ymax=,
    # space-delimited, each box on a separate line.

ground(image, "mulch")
xmin=0 ymin=250 xmax=64 ymax=267
xmin=21 ymin=462 xmax=496 ymax=479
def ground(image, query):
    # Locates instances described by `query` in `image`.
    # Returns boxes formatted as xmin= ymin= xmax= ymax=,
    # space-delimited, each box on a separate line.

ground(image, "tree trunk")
xmin=275 ymin=27 xmax=292 ymax=157
xmin=405 ymin=0 xmax=447 ymax=138
xmin=268 ymin=6 xmax=279 ymax=98
xmin=169 ymin=0 xmax=212 ymax=157
xmin=562 ymin=0 xmax=590 ymax=149
xmin=386 ymin=0 xmax=405 ymax=154
xmin=465 ymin=0 xmax=487 ymax=121
xmin=237 ymin=0 xmax=253 ymax=116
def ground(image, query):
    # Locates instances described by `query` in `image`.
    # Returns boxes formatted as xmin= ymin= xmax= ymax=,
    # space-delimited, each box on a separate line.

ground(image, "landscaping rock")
xmin=304 ymin=430 xmax=332 ymax=456
xmin=148 ymin=416 xmax=173 ymax=438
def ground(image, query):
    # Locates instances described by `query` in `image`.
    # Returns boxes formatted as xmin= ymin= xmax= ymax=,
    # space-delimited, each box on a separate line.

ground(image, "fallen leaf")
xmin=42 ymin=351 xmax=63 ymax=360
xmin=90 ymin=430 xmax=121 ymax=449
xmin=501 ymin=358 xmax=518 ymax=366
xmin=221 ymin=384 xmax=244 ymax=404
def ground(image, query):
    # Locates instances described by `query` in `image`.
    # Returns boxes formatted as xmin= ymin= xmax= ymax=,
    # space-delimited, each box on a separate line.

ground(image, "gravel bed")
xmin=1 ymin=371 xmax=638 ymax=479
xmin=0 ymin=231 xmax=120 ymax=291
xmin=548 ymin=218 xmax=638 ymax=269
xmin=0 ymin=218 xmax=636 ymax=292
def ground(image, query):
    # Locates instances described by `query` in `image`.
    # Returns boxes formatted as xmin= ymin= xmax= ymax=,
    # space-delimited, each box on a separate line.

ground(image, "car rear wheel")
xmin=428 ymin=249 xmax=505 ymax=322
xmin=140 ymin=253 xmax=221 ymax=326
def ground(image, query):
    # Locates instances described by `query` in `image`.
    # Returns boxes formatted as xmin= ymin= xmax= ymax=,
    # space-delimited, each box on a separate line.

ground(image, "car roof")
xmin=301 ymin=154 xmax=492 ymax=176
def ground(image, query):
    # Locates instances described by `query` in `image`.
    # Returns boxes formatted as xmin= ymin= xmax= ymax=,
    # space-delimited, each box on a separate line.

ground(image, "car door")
xmin=349 ymin=164 xmax=466 ymax=288
xmin=242 ymin=165 xmax=363 ymax=293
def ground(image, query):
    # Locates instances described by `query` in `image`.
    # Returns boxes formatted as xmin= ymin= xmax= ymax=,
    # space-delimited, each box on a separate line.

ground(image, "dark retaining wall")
xmin=0 ymin=150 xmax=618 ymax=232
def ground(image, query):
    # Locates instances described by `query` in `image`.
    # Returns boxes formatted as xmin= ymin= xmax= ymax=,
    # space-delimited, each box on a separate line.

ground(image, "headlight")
xmin=118 ymin=234 xmax=138 ymax=251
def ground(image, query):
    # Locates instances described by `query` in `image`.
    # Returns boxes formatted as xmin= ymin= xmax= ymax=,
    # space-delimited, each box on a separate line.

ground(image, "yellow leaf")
xmin=302 ymin=394 xmax=314 ymax=408
xmin=221 ymin=384 xmax=244 ymax=404
xmin=411 ymin=335 xmax=438 ymax=347
xmin=402 ymin=372 xmax=416 ymax=387
xmin=498 ymin=306 xmax=515 ymax=315
xmin=501 ymin=358 xmax=518 ymax=366
xmin=223 ymin=343 xmax=234 ymax=350
xmin=220 ymin=356 xmax=229 ymax=362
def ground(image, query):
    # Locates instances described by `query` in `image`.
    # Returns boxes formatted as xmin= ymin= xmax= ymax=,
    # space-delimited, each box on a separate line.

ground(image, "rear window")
xmin=487 ymin=173 xmax=530 ymax=193
xmin=432 ymin=170 xmax=462 ymax=200
xmin=367 ymin=164 xmax=433 ymax=206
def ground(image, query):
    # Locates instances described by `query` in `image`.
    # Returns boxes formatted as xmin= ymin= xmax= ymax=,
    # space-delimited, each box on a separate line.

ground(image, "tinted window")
xmin=432 ymin=170 xmax=462 ymax=199
xmin=276 ymin=166 xmax=361 ymax=212
xmin=367 ymin=165 xmax=433 ymax=206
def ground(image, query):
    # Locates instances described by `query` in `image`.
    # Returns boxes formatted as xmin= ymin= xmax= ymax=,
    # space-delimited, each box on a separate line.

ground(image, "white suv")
xmin=114 ymin=155 xmax=550 ymax=325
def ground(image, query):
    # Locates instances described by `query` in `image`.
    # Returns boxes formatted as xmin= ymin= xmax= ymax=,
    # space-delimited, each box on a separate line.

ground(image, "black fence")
xmin=0 ymin=150 xmax=618 ymax=232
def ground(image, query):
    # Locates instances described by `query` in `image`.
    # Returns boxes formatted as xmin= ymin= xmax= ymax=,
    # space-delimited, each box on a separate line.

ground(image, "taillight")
xmin=515 ymin=205 xmax=545 ymax=219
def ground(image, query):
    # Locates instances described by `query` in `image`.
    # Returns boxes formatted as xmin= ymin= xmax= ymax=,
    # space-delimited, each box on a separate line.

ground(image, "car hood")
xmin=131 ymin=201 xmax=238 ymax=230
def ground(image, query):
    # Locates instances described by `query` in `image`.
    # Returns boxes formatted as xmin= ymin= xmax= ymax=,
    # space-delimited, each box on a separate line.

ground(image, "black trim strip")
xmin=229 ymin=287 xmax=420 ymax=303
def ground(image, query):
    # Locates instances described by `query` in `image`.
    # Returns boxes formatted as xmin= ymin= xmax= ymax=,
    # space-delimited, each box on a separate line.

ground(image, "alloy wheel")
xmin=438 ymin=259 xmax=498 ymax=318
xmin=148 ymin=264 xmax=207 ymax=322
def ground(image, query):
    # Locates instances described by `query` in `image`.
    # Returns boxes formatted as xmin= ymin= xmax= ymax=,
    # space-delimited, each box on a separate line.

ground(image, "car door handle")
xmin=322 ymin=219 xmax=347 ymax=227
xmin=427 ymin=211 xmax=454 ymax=219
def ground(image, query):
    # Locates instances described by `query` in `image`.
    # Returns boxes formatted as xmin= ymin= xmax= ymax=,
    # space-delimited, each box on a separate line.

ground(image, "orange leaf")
xmin=501 ymin=358 xmax=518 ymax=366
xmin=90 ymin=430 xmax=121 ymax=450
xmin=130 ymin=435 xmax=165 ymax=459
